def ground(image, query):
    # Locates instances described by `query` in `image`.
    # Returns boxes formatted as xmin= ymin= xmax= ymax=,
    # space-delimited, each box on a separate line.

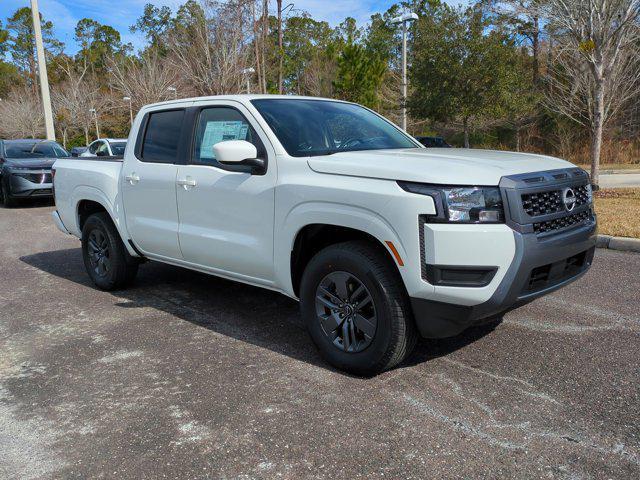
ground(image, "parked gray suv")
xmin=0 ymin=139 xmax=69 ymax=207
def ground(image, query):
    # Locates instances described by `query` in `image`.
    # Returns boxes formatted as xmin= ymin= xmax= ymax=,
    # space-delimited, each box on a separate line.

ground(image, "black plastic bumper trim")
xmin=411 ymin=220 xmax=597 ymax=339
xmin=424 ymin=264 xmax=497 ymax=287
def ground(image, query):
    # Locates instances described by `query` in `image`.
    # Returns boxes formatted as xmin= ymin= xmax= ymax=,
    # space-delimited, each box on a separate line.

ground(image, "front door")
xmin=176 ymin=102 xmax=276 ymax=283
xmin=122 ymin=108 xmax=186 ymax=259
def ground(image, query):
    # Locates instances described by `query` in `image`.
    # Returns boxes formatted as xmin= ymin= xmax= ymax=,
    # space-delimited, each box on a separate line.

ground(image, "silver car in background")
xmin=80 ymin=138 xmax=127 ymax=158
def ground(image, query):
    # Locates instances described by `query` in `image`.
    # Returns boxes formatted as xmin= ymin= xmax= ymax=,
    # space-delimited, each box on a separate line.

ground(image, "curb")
xmin=596 ymin=234 xmax=640 ymax=253
xmin=600 ymin=169 xmax=640 ymax=175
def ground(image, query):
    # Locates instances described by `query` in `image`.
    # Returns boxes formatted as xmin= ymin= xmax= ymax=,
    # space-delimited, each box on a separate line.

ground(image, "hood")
xmin=307 ymin=148 xmax=577 ymax=186
xmin=4 ymin=157 xmax=57 ymax=170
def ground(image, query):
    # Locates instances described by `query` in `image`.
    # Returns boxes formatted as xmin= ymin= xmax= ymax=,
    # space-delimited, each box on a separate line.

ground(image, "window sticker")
xmin=200 ymin=121 xmax=249 ymax=158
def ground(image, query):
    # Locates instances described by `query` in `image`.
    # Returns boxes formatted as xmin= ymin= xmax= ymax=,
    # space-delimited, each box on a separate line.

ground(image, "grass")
xmin=593 ymin=188 xmax=640 ymax=238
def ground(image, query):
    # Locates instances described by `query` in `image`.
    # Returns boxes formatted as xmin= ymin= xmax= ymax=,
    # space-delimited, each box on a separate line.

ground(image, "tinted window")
xmin=141 ymin=110 xmax=185 ymax=163
xmin=88 ymin=141 xmax=100 ymax=154
xmin=192 ymin=107 xmax=262 ymax=166
xmin=109 ymin=142 xmax=126 ymax=156
xmin=251 ymin=99 xmax=417 ymax=157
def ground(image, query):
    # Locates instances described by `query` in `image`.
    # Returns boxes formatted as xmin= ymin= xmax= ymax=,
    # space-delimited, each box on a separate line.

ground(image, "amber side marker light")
xmin=385 ymin=241 xmax=404 ymax=267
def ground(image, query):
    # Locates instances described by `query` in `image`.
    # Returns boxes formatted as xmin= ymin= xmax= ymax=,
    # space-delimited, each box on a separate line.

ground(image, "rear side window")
xmin=141 ymin=110 xmax=185 ymax=163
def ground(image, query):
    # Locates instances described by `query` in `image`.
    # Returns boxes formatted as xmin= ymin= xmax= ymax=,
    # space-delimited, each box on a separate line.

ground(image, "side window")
xmin=88 ymin=141 xmax=99 ymax=154
xmin=192 ymin=107 xmax=263 ymax=166
xmin=141 ymin=109 xmax=185 ymax=163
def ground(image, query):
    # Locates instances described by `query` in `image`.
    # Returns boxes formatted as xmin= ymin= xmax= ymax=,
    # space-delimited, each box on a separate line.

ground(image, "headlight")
xmin=398 ymin=182 xmax=504 ymax=223
xmin=441 ymin=187 xmax=503 ymax=222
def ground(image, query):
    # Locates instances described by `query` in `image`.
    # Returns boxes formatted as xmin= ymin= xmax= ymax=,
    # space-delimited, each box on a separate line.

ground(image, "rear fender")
xmin=70 ymin=186 xmax=138 ymax=257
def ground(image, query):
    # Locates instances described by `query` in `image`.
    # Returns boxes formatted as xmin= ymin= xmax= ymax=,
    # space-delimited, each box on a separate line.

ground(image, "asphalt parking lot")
xmin=1 ymin=203 xmax=639 ymax=479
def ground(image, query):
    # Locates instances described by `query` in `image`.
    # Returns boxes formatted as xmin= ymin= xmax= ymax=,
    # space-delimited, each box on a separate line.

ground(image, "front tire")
xmin=300 ymin=241 xmax=417 ymax=376
xmin=81 ymin=212 xmax=139 ymax=290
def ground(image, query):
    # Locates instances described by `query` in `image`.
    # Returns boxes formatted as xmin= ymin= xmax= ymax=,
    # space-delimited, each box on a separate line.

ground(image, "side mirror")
xmin=214 ymin=140 xmax=257 ymax=164
xmin=213 ymin=140 xmax=265 ymax=174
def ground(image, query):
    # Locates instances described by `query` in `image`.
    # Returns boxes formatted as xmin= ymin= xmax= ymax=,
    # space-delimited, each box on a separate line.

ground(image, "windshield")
xmin=109 ymin=141 xmax=126 ymax=156
xmin=4 ymin=141 xmax=69 ymax=159
xmin=251 ymin=99 xmax=418 ymax=157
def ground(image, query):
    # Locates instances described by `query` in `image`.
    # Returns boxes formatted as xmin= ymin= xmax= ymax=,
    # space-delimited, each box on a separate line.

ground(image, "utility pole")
xmin=30 ymin=0 xmax=55 ymax=140
xmin=391 ymin=12 xmax=418 ymax=132
xmin=277 ymin=0 xmax=283 ymax=94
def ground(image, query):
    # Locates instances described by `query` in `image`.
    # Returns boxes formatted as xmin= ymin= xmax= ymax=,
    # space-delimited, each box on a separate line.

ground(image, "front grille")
xmin=524 ymin=250 xmax=590 ymax=294
xmin=521 ymin=184 xmax=590 ymax=217
xmin=533 ymin=210 xmax=592 ymax=234
xmin=15 ymin=172 xmax=52 ymax=184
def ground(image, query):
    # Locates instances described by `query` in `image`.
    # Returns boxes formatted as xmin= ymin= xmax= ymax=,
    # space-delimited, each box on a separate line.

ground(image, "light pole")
xmin=390 ymin=12 xmax=418 ymax=132
xmin=241 ymin=68 xmax=255 ymax=93
xmin=89 ymin=108 xmax=100 ymax=139
xmin=168 ymin=86 xmax=177 ymax=99
xmin=123 ymin=96 xmax=133 ymax=126
xmin=30 ymin=0 xmax=55 ymax=140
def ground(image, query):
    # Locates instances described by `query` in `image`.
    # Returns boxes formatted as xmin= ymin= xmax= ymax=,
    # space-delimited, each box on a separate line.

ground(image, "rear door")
xmin=175 ymin=101 xmax=277 ymax=282
xmin=122 ymin=107 xmax=188 ymax=259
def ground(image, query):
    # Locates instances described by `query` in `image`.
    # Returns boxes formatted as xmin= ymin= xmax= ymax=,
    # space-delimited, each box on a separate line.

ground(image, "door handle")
xmin=176 ymin=177 xmax=197 ymax=189
xmin=125 ymin=173 xmax=140 ymax=185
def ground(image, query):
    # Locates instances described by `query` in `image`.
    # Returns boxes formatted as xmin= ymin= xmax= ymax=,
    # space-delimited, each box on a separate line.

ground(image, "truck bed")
xmin=53 ymin=157 xmax=124 ymax=238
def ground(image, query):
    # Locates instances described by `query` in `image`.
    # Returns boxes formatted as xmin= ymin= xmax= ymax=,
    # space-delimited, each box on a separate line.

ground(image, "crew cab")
xmin=51 ymin=95 xmax=597 ymax=375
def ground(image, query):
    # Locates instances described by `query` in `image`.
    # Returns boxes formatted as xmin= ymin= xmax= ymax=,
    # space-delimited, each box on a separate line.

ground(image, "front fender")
xmin=275 ymin=201 xmax=431 ymax=298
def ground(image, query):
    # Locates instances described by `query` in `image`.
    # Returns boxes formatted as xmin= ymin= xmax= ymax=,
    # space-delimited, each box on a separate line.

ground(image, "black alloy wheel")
xmin=315 ymin=271 xmax=377 ymax=353
xmin=86 ymin=228 xmax=112 ymax=278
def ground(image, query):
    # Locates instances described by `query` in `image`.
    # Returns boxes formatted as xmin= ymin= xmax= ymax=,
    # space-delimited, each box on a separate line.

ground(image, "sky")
xmin=0 ymin=0 xmax=463 ymax=55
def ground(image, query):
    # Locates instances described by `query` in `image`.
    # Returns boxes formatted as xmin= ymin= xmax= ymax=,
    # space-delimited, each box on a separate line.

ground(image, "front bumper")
xmin=8 ymin=171 xmax=53 ymax=197
xmin=411 ymin=220 xmax=596 ymax=338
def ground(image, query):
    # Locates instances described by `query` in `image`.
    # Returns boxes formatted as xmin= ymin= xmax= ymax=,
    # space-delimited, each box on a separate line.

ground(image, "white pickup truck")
xmin=51 ymin=95 xmax=597 ymax=375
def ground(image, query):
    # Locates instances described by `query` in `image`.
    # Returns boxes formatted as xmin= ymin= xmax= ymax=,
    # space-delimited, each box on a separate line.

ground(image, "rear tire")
xmin=300 ymin=241 xmax=417 ymax=376
xmin=81 ymin=212 xmax=139 ymax=290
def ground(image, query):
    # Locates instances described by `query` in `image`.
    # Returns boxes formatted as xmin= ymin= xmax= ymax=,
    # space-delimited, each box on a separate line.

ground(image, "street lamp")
xmin=123 ymin=96 xmax=133 ymax=126
xmin=241 ymin=68 xmax=255 ymax=94
xmin=167 ymin=86 xmax=177 ymax=99
xmin=390 ymin=12 xmax=418 ymax=132
xmin=89 ymin=108 xmax=100 ymax=139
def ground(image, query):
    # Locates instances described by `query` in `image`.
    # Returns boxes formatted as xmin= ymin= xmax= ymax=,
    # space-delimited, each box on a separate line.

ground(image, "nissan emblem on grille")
xmin=562 ymin=187 xmax=576 ymax=212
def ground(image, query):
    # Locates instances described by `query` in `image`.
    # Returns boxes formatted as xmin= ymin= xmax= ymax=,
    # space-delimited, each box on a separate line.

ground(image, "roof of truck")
xmin=142 ymin=94 xmax=351 ymax=110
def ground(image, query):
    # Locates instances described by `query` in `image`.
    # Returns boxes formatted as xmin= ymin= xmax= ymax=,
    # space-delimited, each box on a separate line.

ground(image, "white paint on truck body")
xmin=52 ymin=94 xmax=582 ymax=306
